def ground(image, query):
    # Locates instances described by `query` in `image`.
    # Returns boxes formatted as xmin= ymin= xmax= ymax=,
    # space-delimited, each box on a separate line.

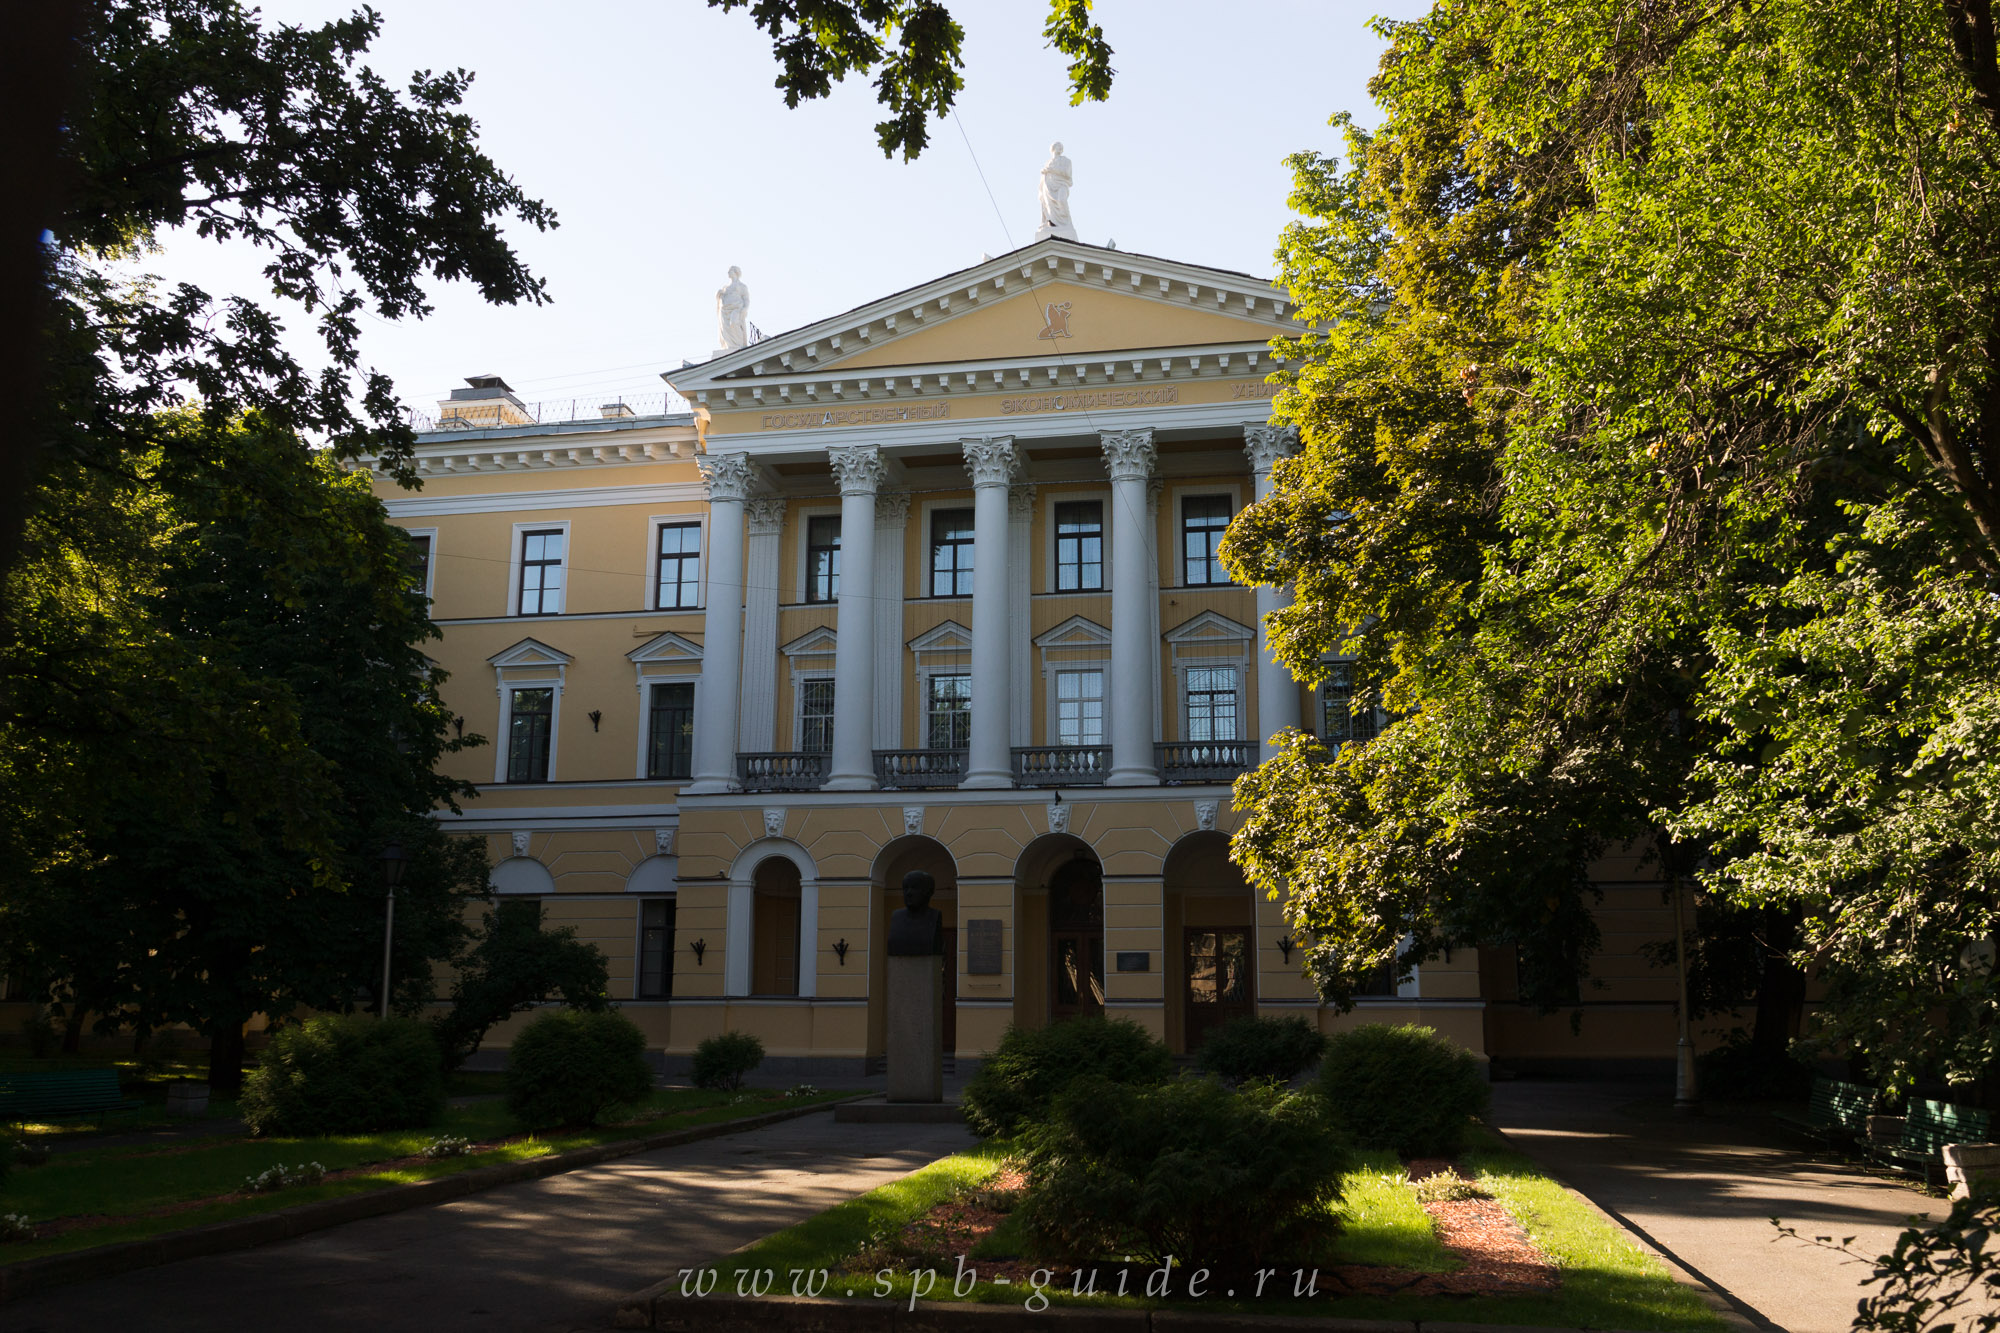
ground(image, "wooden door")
xmin=1183 ymin=928 xmax=1252 ymax=1051
xmin=1049 ymin=858 xmax=1105 ymax=1023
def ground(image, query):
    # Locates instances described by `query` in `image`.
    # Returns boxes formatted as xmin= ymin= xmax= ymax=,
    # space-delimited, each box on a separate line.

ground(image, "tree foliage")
xmin=431 ymin=901 xmax=612 ymax=1072
xmin=1227 ymin=0 xmax=2000 ymax=1085
xmin=708 ymin=0 xmax=1114 ymax=160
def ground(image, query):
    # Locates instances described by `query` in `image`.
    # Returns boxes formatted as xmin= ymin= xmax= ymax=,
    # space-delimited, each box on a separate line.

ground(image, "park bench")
xmin=0 ymin=1069 xmax=143 ymax=1123
xmin=1772 ymin=1077 xmax=1878 ymax=1145
xmin=1871 ymin=1098 xmax=1992 ymax=1184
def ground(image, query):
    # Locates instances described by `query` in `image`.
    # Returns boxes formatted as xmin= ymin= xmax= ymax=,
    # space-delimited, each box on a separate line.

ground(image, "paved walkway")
xmin=0 ymin=1109 xmax=974 ymax=1333
xmin=1491 ymin=1081 xmax=1980 ymax=1333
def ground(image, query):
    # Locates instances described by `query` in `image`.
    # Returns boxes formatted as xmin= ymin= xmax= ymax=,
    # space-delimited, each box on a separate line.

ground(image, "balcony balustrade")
xmin=873 ymin=748 xmax=967 ymax=790
xmin=737 ymin=751 xmax=828 ymax=793
xmin=1011 ymin=745 xmax=1111 ymax=787
xmin=1155 ymin=740 xmax=1256 ymax=784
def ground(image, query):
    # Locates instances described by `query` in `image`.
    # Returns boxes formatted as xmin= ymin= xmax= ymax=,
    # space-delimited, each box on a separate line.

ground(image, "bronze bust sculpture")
xmin=886 ymin=869 xmax=944 ymax=956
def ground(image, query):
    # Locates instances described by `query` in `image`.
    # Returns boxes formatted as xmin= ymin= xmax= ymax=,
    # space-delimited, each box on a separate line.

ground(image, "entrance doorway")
xmin=1183 ymin=928 xmax=1252 ymax=1051
xmin=1049 ymin=857 xmax=1104 ymax=1021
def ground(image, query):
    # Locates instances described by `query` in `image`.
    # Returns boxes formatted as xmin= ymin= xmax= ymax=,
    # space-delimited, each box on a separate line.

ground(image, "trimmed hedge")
xmin=1194 ymin=1014 xmax=1329 ymax=1086
xmin=691 ymin=1031 xmax=765 ymax=1091
xmin=506 ymin=1008 xmax=655 ymax=1129
xmin=961 ymin=1016 xmax=1174 ymax=1138
xmin=241 ymin=1015 xmax=444 ymax=1137
xmin=1317 ymin=1022 xmax=1490 ymax=1156
xmin=1020 ymin=1076 xmax=1350 ymax=1268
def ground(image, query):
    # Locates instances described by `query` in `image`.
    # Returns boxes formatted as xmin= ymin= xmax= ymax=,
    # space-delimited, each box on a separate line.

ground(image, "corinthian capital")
xmin=746 ymin=497 xmax=786 ymax=535
xmin=697 ymin=451 xmax=756 ymax=502
xmin=827 ymin=444 xmax=886 ymax=496
xmin=961 ymin=436 xmax=1020 ymax=488
xmin=1099 ymin=428 xmax=1156 ymax=482
xmin=1243 ymin=424 xmax=1300 ymax=473
xmin=875 ymin=490 xmax=912 ymax=527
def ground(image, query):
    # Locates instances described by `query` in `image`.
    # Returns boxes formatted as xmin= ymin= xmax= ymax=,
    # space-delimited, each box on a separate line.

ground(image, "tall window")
xmin=655 ymin=522 xmax=701 ymax=609
xmin=519 ymin=528 xmax=566 ymax=614
xmin=1181 ymin=495 xmax=1233 ymax=586
xmin=406 ymin=532 xmax=433 ymax=597
xmin=1185 ymin=667 xmax=1240 ymax=742
xmin=1055 ymin=669 xmax=1104 ymax=745
xmin=1054 ymin=500 xmax=1103 ymax=591
xmin=798 ymin=678 xmax=836 ymax=752
xmin=926 ymin=673 xmax=971 ymax=749
xmin=805 ymin=515 xmax=841 ymax=603
xmin=929 ymin=508 xmax=975 ymax=597
xmin=507 ymin=687 xmax=554 ymax=782
xmin=647 ymin=681 xmax=695 ymax=779
xmin=1320 ymin=662 xmax=1379 ymax=745
xmin=637 ymin=898 xmax=675 ymax=1000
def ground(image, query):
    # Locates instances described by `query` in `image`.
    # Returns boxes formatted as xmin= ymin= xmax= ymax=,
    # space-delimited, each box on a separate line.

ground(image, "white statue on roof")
xmin=1035 ymin=142 xmax=1076 ymax=242
xmin=716 ymin=266 xmax=750 ymax=353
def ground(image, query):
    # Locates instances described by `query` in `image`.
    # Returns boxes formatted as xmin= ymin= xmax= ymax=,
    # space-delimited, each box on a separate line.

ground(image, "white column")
xmin=1245 ymin=425 xmax=1303 ymax=760
xmin=798 ymin=878 xmax=820 ymax=998
xmin=1007 ymin=483 xmax=1036 ymax=748
xmin=826 ymin=445 xmax=886 ymax=790
xmin=689 ymin=452 xmax=754 ymax=794
xmin=738 ymin=498 xmax=785 ymax=753
xmin=873 ymin=492 xmax=910 ymax=751
xmin=1102 ymin=429 xmax=1159 ymax=785
xmin=724 ymin=877 xmax=753 ymax=997
xmin=961 ymin=436 xmax=1019 ymax=787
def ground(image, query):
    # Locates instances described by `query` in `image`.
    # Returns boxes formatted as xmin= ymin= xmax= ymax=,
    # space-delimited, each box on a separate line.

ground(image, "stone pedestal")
xmin=1944 ymin=1142 xmax=2000 ymax=1200
xmin=886 ymin=954 xmax=943 ymax=1103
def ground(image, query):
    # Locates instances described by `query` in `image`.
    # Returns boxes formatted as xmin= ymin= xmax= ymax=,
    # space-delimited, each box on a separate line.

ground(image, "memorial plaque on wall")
xmin=966 ymin=919 xmax=1003 ymax=974
xmin=1115 ymin=952 xmax=1151 ymax=972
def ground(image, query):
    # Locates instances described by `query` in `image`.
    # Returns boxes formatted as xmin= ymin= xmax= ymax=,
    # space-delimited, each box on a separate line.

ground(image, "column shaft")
xmin=961 ymin=437 xmax=1018 ymax=788
xmin=1102 ymin=430 xmax=1158 ymax=786
xmin=1245 ymin=426 xmax=1303 ymax=760
xmin=826 ymin=445 xmax=885 ymax=790
xmin=738 ymin=499 xmax=784 ymax=753
xmin=688 ymin=453 xmax=754 ymax=794
xmin=872 ymin=493 xmax=910 ymax=751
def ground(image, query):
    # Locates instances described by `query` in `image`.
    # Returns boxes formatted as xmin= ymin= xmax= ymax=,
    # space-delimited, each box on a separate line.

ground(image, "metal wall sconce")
xmin=452 ymin=715 xmax=465 ymax=739
xmin=588 ymin=709 xmax=602 ymax=732
xmin=833 ymin=938 xmax=850 ymax=966
xmin=1276 ymin=935 xmax=1296 ymax=962
xmin=690 ymin=938 xmax=707 ymax=965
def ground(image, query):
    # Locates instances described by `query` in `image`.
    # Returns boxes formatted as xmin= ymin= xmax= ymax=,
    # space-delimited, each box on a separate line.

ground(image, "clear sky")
xmin=148 ymin=0 xmax=1422 ymax=424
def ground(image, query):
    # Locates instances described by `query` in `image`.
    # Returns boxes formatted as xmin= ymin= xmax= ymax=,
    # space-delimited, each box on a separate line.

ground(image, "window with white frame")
xmin=1181 ymin=495 xmax=1233 ymax=586
xmin=518 ymin=528 xmax=566 ymax=614
xmin=647 ymin=681 xmax=695 ymax=779
xmin=637 ymin=898 xmax=675 ymax=999
xmin=1054 ymin=669 xmax=1104 ymax=745
xmin=798 ymin=677 xmax=836 ymax=752
xmin=405 ymin=531 xmax=434 ymax=600
xmin=805 ymin=515 xmax=841 ymax=603
xmin=655 ymin=522 xmax=701 ymax=609
xmin=926 ymin=673 xmax=971 ymax=749
xmin=929 ymin=508 xmax=974 ymax=597
xmin=507 ymin=687 xmax=555 ymax=782
xmin=1320 ymin=662 xmax=1380 ymax=746
xmin=1053 ymin=500 xmax=1103 ymax=591
xmin=1184 ymin=666 xmax=1240 ymax=742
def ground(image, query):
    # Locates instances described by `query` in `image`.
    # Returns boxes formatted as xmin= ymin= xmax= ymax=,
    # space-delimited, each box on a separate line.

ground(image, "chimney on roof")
xmin=438 ymin=374 xmax=533 ymax=429
xmin=599 ymin=401 xmax=636 ymax=419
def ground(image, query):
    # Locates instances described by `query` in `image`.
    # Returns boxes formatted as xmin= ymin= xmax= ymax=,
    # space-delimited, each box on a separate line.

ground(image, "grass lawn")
xmin=704 ymin=1127 xmax=1723 ymax=1331
xmin=0 ymin=1088 xmax=850 ymax=1264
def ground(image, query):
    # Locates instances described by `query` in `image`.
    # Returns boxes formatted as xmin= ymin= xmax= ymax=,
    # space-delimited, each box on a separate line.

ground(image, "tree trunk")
xmin=207 ymin=1022 xmax=247 ymax=1096
xmin=60 ymin=1005 xmax=84 ymax=1055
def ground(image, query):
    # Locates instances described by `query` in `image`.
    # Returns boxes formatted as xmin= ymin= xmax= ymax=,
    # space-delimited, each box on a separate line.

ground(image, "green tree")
xmin=0 ymin=412 xmax=490 ymax=1093
xmin=432 ymin=902 xmax=613 ymax=1072
xmin=709 ymin=0 xmax=1114 ymax=159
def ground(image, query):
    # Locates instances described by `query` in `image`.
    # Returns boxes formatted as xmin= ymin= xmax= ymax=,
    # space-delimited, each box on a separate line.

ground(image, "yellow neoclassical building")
xmin=373 ymin=236 xmax=1695 ymax=1076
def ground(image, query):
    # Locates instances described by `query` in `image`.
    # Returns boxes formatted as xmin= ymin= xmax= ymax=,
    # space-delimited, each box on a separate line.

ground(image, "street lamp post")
xmin=379 ymin=842 xmax=408 ymax=1019
xmin=1673 ymin=873 xmax=1701 ymax=1114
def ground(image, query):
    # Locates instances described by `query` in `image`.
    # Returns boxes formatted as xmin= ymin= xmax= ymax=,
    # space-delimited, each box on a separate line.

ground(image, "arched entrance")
xmin=1013 ymin=833 xmax=1103 ymax=1032
xmin=1163 ymin=832 xmax=1255 ymax=1054
xmin=868 ymin=836 xmax=957 ymax=1059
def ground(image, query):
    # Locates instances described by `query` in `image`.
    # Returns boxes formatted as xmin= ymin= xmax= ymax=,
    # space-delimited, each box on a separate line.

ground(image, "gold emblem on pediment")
xmin=1038 ymin=301 xmax=1072 ymax=340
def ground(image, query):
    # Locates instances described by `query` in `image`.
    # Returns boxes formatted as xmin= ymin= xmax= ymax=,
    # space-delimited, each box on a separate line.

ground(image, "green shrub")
xmin=690 ymin=1031 xmax=765 ymax=1090
xmin=506 ymin=1009 xmax=654 ymax=1128
xmin=962 ymin=1017 xmax=1175 ymax=1138
xmin=1194 ymin=1015 xmax=1329 ymax=1086
xmin=1020 ymin=1076 xmax=1349 ymax=1268
xmin=240 ymin=1015 xmax=444 ymax=1137
xmin=1317 ymin=1023 xmax=1490 ymax=1157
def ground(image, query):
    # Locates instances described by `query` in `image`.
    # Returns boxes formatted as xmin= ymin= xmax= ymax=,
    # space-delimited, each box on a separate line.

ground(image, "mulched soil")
xmin=848 ymin=1158 xmax=1560 ymax=1304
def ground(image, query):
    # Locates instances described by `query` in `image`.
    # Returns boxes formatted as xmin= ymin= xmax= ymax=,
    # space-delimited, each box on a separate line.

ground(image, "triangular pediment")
xmin=907 ymin=620 xmax=972 ymax=653
xmin=1032 ymin=615 xmax=1112 ymax=650
xmin=1162 ymin=610 xmax=1255 ymax=645
xmin=488 ymin=637 xmax=573 ymax=668
xmin=781 ymin=625 xmax=839 ymax=658
xmin=627 ymin=631 xmax=703 ymax=664
xmin=664 ymin=239 xmax=1298 ymax=402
